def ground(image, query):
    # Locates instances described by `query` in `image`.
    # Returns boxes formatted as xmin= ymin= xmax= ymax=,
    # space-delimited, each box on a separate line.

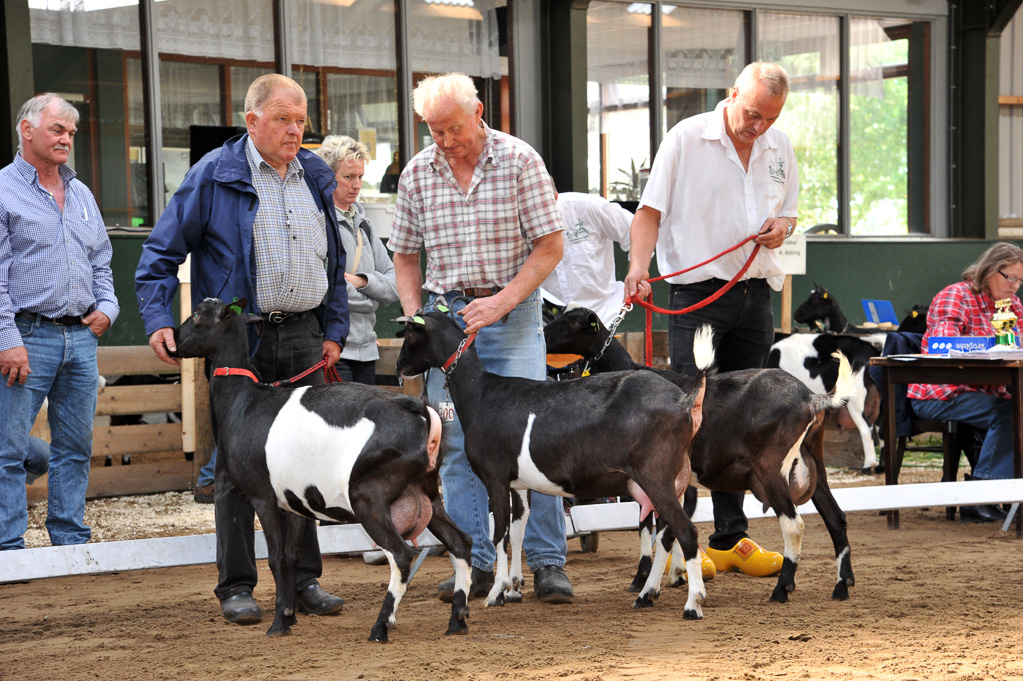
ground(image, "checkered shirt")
xmin=245 ymin=136 xmax=328 ymax=313
xmin=0 ymin=154 xmax=119 ymax=352
xmin=907 ymin=280 xmax=1023 ymax=401
xmin=388 ymin=123 xmax=562 ymax=294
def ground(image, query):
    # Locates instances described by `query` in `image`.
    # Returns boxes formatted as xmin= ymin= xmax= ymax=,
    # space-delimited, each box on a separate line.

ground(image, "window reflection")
xmin=587 ymin=1 xmax=652 ymax=200
xmin=759 ymin=12 xmax=841 ymax=233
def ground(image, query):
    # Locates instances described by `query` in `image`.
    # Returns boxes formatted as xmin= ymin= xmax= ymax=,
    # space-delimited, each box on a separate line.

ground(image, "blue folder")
xmin=861 ymin=299 xmax=900 ymax=325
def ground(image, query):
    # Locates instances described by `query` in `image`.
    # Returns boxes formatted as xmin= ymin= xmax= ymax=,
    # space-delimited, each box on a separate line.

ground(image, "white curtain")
xmin=849 ymin=17 xmax=889 ymax=98
xmin=660 ymin=5 xmax=745 ymax=90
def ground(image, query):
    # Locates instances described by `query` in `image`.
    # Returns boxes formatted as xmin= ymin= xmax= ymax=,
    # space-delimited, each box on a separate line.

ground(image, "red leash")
xmin=624 ymin=235 xmax=762 ymax=366
xmin=212 ymin=360 xmax=343 ymax=385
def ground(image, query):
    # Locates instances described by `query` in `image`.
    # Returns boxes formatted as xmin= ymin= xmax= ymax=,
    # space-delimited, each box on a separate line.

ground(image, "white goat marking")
xmin=778 ymin=421 xmax=812 ymax=491
xmin=512 ymin=413 xmax=568 ymax=496
xmin=778 ymin=513 xmax=804 ymax=565
xmin=264 ymin=387 xmax=376 ymax=518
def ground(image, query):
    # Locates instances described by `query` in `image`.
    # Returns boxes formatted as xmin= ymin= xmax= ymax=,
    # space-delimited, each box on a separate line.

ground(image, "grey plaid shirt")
xmin=245 ymin=136 xmax=328 ymax=313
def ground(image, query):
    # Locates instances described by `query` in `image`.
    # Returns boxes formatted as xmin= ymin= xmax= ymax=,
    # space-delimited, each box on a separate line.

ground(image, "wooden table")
xmin=870 ymin=354 xmax=1023 ymax=536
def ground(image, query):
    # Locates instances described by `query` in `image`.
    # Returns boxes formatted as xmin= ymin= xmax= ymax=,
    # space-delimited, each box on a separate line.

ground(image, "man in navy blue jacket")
xmin=135 ymin=74 xmax=349 ymax=625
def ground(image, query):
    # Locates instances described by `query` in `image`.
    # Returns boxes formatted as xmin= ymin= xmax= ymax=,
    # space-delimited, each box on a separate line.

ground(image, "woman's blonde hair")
xmin=963 ymin=242 xmax=1023 ymax=294
xmin=315 ymin=135 xmax=369 ymax=173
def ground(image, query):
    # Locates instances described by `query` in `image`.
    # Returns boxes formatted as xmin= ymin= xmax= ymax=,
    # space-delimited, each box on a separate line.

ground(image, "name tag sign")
xmin=777 ymin=234 xmax=806 ymax=276
xmin=437 ymin=401 xmax=456 ymax=422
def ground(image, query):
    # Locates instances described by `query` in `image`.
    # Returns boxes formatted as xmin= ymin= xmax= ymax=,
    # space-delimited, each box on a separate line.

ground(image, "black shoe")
xmin=220 ymin=592 xmax=262 ymax=625
xmin=533 ymin=565 xmax=574 ymax=605
xmin=295 ymin=583 xmax=344 ymax=615
xmin=437 ymin=566 xmax=494 ymax=603
xmin=959 ymin=504 xmax=1008 ymax=523
xmin=193 ymin=484 xmax=214 ymax=504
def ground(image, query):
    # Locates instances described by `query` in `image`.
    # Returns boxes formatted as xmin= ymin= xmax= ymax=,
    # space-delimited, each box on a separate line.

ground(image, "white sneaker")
xmin=363 ymin=549 xmax=388 ymax=565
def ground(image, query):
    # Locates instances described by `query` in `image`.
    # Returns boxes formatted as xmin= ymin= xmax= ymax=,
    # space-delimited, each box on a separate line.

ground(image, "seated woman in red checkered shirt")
xmin=908 ymin=242 xmax=1023 ymax=523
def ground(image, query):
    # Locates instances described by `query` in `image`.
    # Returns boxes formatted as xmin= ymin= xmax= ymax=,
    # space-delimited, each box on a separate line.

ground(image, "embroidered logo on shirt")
xmin=566 ymin=219 xmax=589 ymax=243
xmin=769 ymin=159 xmax=786 ymax=184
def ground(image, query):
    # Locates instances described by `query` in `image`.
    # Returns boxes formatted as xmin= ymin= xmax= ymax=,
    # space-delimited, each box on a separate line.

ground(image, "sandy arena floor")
xmin=3 ymin=467 xmax=1022 ymax=681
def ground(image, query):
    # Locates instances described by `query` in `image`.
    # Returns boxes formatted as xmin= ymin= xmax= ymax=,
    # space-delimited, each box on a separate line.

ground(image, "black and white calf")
xmin=544 ymin=307 xmax=858 ymax=603
xmin=767 ymin=333 xmax=882 ymax=472
xmin=171 ymin=298 xmax=473 ymax=641
xmin=395 ymin=311 xmax=712 ymax=618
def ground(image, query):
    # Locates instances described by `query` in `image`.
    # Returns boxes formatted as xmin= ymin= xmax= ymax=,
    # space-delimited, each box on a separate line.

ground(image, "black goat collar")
xmin=441 ymin=331 xmax=478 ymax=373
xmin=212 ymin=367 xmax=260 ymax=382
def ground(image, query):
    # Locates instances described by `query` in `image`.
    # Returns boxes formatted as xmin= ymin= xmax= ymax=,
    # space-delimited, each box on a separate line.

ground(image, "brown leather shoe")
xmin=193 ymin=484 xmax=214 ymax=504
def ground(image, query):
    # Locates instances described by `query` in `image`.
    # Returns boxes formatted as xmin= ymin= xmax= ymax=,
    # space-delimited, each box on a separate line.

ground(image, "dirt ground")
xmin=4 ymin=466 xmax=1023 ymax=681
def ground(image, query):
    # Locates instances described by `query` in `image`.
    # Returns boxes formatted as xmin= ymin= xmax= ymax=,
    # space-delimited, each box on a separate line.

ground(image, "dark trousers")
xmin=668 ymin=279 xmax=774 ymax=550
xmin=212 ymin=313 xmax=326 ymax=601
xmin=335 ymin=357 xmax=376 ymax=385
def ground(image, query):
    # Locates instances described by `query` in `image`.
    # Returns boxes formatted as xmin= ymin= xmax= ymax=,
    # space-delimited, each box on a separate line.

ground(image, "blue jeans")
xmin=911 ymin=392 xmax=1014 ymax=480
xmin=197 ymin=448 xmax=216 ymax=488
xmin=668 ymin=279 xmax=775 ymax=550
xmin=0 ymin=319 xmax=98 ymax=550
xmin=424 ymin=290 xmax=568 ymax=573
xmin=26 ymin=436 xmax=50 ymax=484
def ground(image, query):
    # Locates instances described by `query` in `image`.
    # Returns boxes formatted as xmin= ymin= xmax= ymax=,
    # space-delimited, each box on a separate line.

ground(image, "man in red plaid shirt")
xmin=390 ymin=73 xmax=573 ymax=604
xmin=909 ymin=242 xmax=1023 ymax=522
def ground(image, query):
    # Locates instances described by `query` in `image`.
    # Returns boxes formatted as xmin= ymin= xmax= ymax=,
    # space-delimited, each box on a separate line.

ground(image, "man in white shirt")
xmin=625 ymin=62 xmax=797 ymax=578
xmin=541 ymin=192 xmax=633 ymax=326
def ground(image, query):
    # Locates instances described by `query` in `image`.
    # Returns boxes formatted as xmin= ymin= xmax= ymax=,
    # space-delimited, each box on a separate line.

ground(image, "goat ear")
xmin=587 ymin=310 xmax=600 ymax=331
xmin=392 ymin=315 xmax=427 ymax=326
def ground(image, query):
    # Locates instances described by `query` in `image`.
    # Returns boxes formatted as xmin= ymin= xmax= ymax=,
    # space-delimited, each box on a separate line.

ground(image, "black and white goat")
xmin=395 ymin=310 xmax=712 ymax=618
xmin=171 ymin=298 xmax=473 ymax=641
xmin=794 ymin=285 xmax=876 ymax=334
xmin=544 ymin=307 xmax=857 ymax=603
xmin=767 ymin=333 xmax=882 ymax=472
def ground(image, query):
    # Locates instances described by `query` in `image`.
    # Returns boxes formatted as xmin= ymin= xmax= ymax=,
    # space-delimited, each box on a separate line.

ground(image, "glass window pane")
xmin=587 ymin=1 xmax=651 ymax=200
xmin=760 ymin=12 xmax=840 ymax=233
xmin=30 ymin=1 xmax=140 ymax=226
xmin=849 ymin=17 xmax=920 ymax=236
xmin=326 ymin=73 xmax=399 ymax=198
xmin=660 ymin=5 xmax=747 ymax=131
xmin=230 ymin=65 xmax=274 ymax=128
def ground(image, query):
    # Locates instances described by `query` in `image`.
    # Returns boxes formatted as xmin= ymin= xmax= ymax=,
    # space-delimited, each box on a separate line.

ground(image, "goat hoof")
xmin=682 ymin=608 xmax=703 ymax=621
xmin=265 ymin=624 xmax=291 ymax=637
xmin=666 ymin=575 xmax=685 ymax=589
xmin=770 ymin=586 xmax=790 ymax=603
xmin=505 ymin=590 xmax=523 ymax=604
xmin=484 ymin=593 xmax=505 ymax=608
xmin=831 ymin=582 xmax=850 ymax=601
xmin=633 ymin=595 xmax=655 ymax=609
xmin=445 ymin=620 xmax=469 ymax=636
xmin=368 ymin=628 xmax=389 ymax=643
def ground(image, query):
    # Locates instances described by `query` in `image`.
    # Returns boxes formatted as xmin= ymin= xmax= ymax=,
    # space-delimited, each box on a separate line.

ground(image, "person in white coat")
xmin=540 ymin=193 xmax=633 ymax=326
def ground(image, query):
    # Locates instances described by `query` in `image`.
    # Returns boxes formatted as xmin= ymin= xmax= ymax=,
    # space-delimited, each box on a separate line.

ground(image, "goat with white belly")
xmin=395 ymin=311 xmax=712 ymax=618
xmin=544 ymin=307 xmax=857 ymax=603
xmin=171 ymin=298 xmax=473 ymax=641
xmin=767 ymin=333 xmax=882 ymax=472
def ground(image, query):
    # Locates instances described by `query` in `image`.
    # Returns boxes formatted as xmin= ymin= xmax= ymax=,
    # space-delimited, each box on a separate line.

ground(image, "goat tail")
xmin=692 ymin=324 xmax=715 ymax=373
xmin=815 ymin=350 xmax=856 ymax=411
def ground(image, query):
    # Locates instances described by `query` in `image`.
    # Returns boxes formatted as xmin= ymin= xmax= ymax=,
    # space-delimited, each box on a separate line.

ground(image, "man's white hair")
xmin=16 ymin=93 xmax=79 ymax=152
xmin=412 ymin=73 xmax=480 ymax=119
xmin=734 ymin=62 xmax=790 ymax=99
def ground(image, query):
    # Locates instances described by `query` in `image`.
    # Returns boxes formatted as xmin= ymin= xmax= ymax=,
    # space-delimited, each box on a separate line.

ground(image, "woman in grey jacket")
xmin=316 ymin=136 xmax=398 ymax=384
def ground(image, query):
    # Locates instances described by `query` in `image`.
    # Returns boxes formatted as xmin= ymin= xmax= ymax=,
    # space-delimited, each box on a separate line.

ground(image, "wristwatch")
xmin=784 ymin=218 xmax=795 ymax=238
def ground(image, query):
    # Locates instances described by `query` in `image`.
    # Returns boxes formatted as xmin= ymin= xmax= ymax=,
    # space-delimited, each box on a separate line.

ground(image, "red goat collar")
xmin=212 ymin=367 xmax=260 ymax=382
xmin=441 ymin=332 xmax=478 ymax=373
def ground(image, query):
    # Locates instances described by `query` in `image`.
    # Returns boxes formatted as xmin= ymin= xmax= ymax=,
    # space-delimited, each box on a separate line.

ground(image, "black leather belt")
xmin=449 ymin=286 xmax=501 ymax=298
xmin=265 ymin=309 xmax=313 ymax=325
xmin=16 ymin=311 xmax=83 ymax=326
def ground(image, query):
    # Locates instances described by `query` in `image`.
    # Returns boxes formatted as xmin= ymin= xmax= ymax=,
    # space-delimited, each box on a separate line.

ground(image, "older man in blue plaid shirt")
xmin=0 ymin=93 xmax=119 ymax=551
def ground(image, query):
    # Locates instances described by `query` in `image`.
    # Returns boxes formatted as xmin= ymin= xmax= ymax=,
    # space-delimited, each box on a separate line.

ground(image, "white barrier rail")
xmin=2 ymin=479 xmax=1021 ymax=584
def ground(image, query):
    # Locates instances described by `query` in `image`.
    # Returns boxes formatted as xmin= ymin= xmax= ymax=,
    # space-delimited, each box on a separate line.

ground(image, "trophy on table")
xmin=991 ymin=298 xmax=1018 ymax=347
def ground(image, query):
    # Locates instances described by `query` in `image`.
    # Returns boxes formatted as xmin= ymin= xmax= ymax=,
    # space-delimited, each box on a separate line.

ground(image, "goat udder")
xmin=627 ymin=481 xmax=656 ymax=523
xmin=391 ymin=487 xmax=433 ymax=543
